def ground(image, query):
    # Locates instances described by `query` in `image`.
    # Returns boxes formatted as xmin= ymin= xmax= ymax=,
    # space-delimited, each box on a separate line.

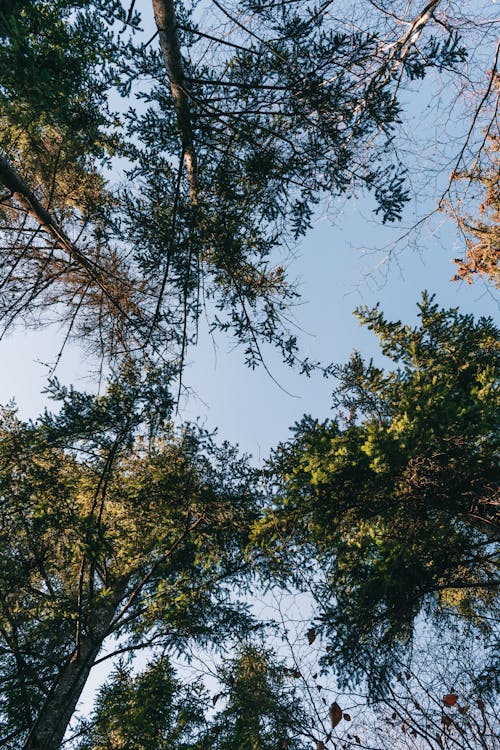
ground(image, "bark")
xmin=152 ymin=0 xmax=198 ymax=204
xmin=22 ymin=579 xmax=128 ymax=750
xmin=468 ymin=511 xmax=500 ymax=543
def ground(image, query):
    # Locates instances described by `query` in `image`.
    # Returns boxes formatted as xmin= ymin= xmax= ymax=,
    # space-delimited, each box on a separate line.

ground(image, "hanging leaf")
xmin=343 ymin=713 xmax=351 ymax=721
xmin=443 ymin=693 xmax=458 ymax=707
xmin=307 ymin=627 xmax=317 ymax=645
xmin=329 ymin=702 xmax=343 ymax=728
xmin=317 ymin=742 xmax=326 ymax=750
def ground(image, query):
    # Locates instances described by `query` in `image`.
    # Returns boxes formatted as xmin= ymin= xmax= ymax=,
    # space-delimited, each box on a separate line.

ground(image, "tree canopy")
xmin=0 ymin=370 xmax=261 ymax=749
xmin=0 ymin=2 xmax=498 ymax=749
xmin=261 ymin=293 xmax=499 ymax=690
xmin=1 ymin=0 xmax=496 ymax=371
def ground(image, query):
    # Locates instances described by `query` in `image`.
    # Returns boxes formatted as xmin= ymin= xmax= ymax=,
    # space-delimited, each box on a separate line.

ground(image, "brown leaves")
xmin=329 ymin=702 xmax=343 ymax=728
xmin=442 ymin=693 xmax=458 ymax=707
xmin=307 ymin=627 xmax=316 ymax=645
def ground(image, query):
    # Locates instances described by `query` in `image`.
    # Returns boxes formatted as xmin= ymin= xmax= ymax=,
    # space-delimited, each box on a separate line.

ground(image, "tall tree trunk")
xmin=151 ymin=0 xmax=198 ymax=204
xmin=22 ymin=580 xmax=128 ymax=750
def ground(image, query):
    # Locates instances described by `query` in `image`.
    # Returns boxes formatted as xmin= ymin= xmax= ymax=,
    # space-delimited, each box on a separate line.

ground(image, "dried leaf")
xmin=443 ymin=694 xmax=458 ymax=707
xmin=317 ymin=742 xmax=326 ymax=750
xmin=307 ymin=627 xmax=317 ymax=645
xmin=442 ymin=714 xmax=452 ymax=728
xmin=477 ymin=699 xmax=485 ymax=712
xmin=343 ymin=713 xmax=351 ymax=721
xmin=457 ymin=705 xmax=468 ymax=715
xmin=329 ymin=702 xmax=343 ymax=728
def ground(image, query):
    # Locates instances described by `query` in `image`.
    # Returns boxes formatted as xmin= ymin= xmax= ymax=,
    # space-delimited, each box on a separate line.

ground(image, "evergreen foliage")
xmin=0 ymin=370 xmax=260 ymax=749
xmin=0 ymin=3 xmax=498 ymax=748
xmin=261 ymin=294 xmax=499 ymax=689
xmin=0 ymin=0 xmax=479 ymax=371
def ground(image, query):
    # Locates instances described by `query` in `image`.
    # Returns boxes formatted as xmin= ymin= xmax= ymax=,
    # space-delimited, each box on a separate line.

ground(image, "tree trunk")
xmin=22 ymin=580 xmax=128 ymax=750
xmin=151 ymin=0 xmax=198 ymax=204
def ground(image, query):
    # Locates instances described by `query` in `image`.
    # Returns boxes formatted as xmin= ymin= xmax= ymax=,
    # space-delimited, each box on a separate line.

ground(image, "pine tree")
xmin=261 ymin=293 xmax=499 ymax=689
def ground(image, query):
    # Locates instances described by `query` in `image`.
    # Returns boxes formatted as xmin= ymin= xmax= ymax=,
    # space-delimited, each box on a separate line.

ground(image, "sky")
xmin=1 ymin=196 xmax=497 ymax=458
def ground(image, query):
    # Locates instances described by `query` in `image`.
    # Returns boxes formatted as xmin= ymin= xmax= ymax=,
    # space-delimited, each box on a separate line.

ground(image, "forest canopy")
xmin=0 ymin=2 xmax=498 ymax=750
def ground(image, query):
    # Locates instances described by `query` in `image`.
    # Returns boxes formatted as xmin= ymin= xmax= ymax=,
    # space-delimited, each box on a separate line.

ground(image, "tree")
xmin=76 ymin=656 xmax=208 ymax=750
xmin=76 ymin=645 xmax=311 ymax=750
xmin=1 ymin=1 xmax=491 ymax=373
xmin=238 ymin=598 xmax=499 ymax=750
xmin=260 ymin=293 xmax=499 ymax=689
xmin=0 ymin=367 xmax=261 ymax=750
xmin=206 ymin=646 xmax=310 ymax=750
xmin=1 ymin=3 xmax=498 ymax=748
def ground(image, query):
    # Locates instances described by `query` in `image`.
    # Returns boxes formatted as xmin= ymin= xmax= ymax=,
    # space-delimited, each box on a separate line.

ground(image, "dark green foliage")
xmin=78 ymin=647 xmax=310 ymax=750
xmin=0 ymin=371 xmax=261 ymax=748
xmin=77 ymin=657 xmax=208 ymax=750
xmin=261 ymin=293 xmax=499 ymax=690
xmin=207 ymin=646 xmax=309 ymax=750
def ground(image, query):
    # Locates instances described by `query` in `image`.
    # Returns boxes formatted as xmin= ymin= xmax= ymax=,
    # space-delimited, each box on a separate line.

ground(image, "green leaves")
xmin=206 ymin=646 xmax=309 ymax=750
xmin=262 ymin=293 xmax=499 ymax=690
xmin=0 ymin=1 xmax=476 ymax=371
xmin=0 ymin=375 xmax=261 ymax=747
xmin=77 ymin=657 xmax=208 ymax=750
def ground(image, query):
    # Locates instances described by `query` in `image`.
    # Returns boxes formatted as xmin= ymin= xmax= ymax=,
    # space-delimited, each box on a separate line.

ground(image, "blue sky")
xmin=1 ymin=195 xmax=497 ymax=458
